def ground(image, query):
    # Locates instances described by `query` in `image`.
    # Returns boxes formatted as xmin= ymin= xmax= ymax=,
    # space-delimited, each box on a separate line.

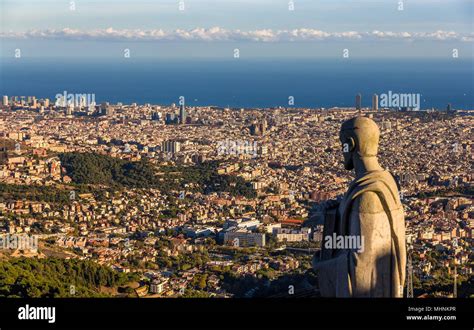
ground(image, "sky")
xmin=0 ymin=0 xmax=473 ymax=58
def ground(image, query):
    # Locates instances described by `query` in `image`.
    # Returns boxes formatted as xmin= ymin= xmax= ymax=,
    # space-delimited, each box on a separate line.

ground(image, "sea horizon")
xmin=1 ymin=57 xmax=473 ymax=109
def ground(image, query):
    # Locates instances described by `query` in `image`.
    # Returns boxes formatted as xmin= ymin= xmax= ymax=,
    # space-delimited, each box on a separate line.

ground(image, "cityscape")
xmin=1 ymin=1 xmax=473 ymax=329
xmin=0 ymin=94 xmax=472 ymax=298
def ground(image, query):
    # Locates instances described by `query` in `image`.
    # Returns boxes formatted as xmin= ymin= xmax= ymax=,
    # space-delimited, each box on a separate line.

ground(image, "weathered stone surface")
xmin=313 ymin=116 xmax=406 ymax=297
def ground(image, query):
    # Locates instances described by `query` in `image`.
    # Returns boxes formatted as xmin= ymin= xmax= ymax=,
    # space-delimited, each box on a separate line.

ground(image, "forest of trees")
xmin=59 ymin=152 xmax=161 ymax=188
xmin=59 ymin=153 xmax=256 ymax=198
xmin=0 ymin=183 xmax=71 ymax=204
xmin=0 ymin=257 xmax=138 ymax=298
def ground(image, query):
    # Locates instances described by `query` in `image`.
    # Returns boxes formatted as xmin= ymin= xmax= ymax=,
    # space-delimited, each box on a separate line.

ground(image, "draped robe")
xmin=314 ymin=170 xmax=406 ymax=297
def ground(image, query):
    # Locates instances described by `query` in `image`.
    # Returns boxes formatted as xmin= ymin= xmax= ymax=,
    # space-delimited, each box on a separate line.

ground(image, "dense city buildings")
xmin=0 ymin=96 xmax=472 ymax=298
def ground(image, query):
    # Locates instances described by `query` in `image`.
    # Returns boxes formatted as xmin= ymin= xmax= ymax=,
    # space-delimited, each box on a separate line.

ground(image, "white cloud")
xmin=1 ymin=27 xmax=472 ymax=42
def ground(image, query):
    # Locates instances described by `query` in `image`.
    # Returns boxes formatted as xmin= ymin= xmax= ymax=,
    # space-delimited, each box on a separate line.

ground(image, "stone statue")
xmin=313 ymin=116 xmax=406 ymax=297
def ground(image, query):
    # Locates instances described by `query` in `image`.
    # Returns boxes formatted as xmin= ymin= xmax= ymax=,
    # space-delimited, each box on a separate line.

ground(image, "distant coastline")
xmin=1 ymin=58 xmax=473 ymax=109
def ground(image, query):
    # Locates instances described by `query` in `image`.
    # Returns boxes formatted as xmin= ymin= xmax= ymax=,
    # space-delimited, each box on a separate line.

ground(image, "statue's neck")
xmin=353 ymin=155 xmax=383 ymax=178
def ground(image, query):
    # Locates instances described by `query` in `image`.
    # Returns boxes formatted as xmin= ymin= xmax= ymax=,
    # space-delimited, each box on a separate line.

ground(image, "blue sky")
xmin=0 ymin=0 xmax=473 ymax=58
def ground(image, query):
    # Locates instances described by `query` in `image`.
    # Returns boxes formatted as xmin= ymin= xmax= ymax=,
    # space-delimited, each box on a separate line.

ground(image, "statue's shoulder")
xmin=353 ymin=191 xmax=385 ymax=214
xmin=347 ymin=170 xmax=401 ymax=216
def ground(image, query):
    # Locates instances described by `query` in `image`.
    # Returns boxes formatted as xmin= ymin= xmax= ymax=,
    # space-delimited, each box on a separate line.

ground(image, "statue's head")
xmin=339 ymin=116 xmax=380 ymax=170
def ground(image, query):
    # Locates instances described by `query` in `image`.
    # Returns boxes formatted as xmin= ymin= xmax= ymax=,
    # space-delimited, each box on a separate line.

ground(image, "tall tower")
xmin=260 ymin=118 xmax=267 ymax=135
xmin=2 ymin=95 xmax=8 ymax=106
xmin=372 ymin=94 xmax=378 ymax=111
xmin=179 ymin=103 xmax=186 ymax=124
xmin=356 ymin=93 xmax=362 ymax=110
xmin=407 ymin=251 xmax=414 ymax=298
xmin=453 ymin=264 xmax=457 ymax=298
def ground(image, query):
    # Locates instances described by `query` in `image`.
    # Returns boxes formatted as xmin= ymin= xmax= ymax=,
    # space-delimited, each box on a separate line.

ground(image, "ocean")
xmin=0 ymin=58 xmax=472 ymax=109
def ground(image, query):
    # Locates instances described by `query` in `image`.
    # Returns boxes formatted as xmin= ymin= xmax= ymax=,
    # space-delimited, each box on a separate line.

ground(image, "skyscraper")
xmin=165 ymin=113 xmax=177 ymax=125
xmin=372 ymin=94 xmax=378 ymax=111
xmin=179 ymin=103 xmax=186 ymax=124
xmin=356 ymin=93 xmax=362 ymax=110
xmin=2 ymin=95 xmax=8 ymax=106
xmin=151 ymin=111 xmax=162 ymax=121
xmin=100 ymin=102 xmax=109 ymax=114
